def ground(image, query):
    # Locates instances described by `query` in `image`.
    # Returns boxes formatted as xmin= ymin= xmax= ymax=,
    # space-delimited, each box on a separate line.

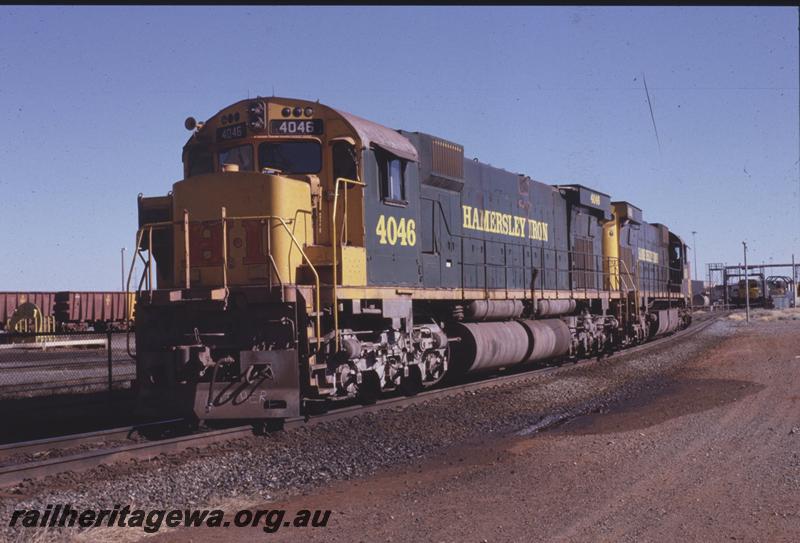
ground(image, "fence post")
xmin=107 ymin=329 xmax=113 ymax=402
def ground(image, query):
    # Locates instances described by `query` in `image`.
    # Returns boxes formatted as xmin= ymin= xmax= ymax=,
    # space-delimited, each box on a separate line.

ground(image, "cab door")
xmin=363 ymin=148 xmax=422 ymax=287
xmin=331 ymin=140 xmax=364 ymax=248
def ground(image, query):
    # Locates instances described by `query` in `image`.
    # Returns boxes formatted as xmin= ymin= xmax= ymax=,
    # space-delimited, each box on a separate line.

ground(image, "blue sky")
xmin=0 ymin=6 xmax=797 ymax=289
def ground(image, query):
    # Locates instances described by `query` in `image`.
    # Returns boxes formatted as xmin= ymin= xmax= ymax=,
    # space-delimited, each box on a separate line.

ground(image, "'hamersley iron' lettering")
xmin=462 ymin=204 xmax=548 ymax=242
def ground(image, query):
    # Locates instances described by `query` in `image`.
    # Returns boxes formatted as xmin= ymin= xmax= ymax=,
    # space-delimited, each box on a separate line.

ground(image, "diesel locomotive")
xmin=131 ymin=96 xmax=692 ymax=423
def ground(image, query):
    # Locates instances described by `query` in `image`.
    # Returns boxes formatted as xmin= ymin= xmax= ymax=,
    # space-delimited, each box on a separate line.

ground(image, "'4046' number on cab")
xmin=375 ymin=215 xmax=416 ymax=246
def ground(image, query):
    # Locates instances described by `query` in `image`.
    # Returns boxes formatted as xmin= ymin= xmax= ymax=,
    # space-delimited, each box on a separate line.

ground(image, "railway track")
xmin=0 ymin=377 xmax=134 ymax=395
xmin=0 ymin=313 xmax=722 ymax=488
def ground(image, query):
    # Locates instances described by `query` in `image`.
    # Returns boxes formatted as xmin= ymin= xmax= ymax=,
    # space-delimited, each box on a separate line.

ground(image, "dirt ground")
xmin=158 ymin=319 xmax=800 ymax=542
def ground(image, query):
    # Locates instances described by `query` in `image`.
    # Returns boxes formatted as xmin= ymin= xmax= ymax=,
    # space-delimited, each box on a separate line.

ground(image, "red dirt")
xmin=156 ymin=320 xmax=800 ymax=542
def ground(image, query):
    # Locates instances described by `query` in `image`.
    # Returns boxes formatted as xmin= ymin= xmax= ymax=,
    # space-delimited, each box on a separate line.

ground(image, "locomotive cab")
xmin=668 ymin=232 xmax=689 ymax=294
xmin=150 ymin=98 xmax=380 ymax=290
xmin=133 ymin=99 xmax=373 ymax=421
xmin=132 ymin=98 xmax=445 ymax=422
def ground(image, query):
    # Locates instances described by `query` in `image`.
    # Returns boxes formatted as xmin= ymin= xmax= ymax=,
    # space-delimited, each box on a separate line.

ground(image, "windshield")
xmin=259 ymin=141 xmax=321 ymax=174
xmin=218 ymin=144 xmax=254 ymax=171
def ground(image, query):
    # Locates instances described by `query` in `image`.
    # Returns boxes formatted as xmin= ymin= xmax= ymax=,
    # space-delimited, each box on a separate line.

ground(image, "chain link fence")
xmin=0 ymin=330 xmax=135 ymax=400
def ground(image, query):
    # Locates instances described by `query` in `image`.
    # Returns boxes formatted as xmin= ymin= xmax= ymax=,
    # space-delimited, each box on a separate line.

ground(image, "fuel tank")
xmin=518 ymin=319 xmax=572 ymax=362
xmin=652 ymin=308 xmax=681 ymax=336
xmin=448 ymin=318 xmax=573 ymax=375
xmin=448 ymin=321 xmax=530 ymax=374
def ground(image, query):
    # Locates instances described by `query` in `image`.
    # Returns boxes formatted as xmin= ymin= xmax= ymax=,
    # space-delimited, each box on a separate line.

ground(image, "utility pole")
xmin=121 ymin=247 xmax=126 ymax=291
xmin=743 ymin=241 xmax=750 ymax=324
xmin=691 ymin=231 xmax=698 ymax=282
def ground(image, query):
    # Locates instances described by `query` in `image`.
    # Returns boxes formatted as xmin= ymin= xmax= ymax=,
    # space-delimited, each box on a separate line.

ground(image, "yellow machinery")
xmin=7 ymin=302 xmax=56 ymax=341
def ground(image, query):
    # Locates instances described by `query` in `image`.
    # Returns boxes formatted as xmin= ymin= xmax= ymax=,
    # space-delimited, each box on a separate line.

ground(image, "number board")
xmin=216 ymin=123 xmax=247 ymax=142
xmin=269 ymin=119 xmax=324 ymax=136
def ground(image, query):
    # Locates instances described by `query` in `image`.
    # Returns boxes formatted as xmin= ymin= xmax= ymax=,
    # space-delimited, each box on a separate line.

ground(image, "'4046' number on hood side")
xmin=375 ymin=215 xmax=416 ymax=247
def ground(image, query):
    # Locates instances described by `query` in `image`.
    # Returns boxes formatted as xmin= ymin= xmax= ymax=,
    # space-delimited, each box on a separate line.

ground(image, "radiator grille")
xmin=574 ymin=237 xmax=597 ymax=289
xmin=431 ymin=138 xmax=463 ymax=180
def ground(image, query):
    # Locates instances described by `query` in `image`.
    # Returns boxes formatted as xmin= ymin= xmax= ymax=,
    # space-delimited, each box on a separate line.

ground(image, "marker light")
xmin=304 ymin=107 xmax=313 ymax=117
xmin=293 ymin=107 xmax=302 ymax=117
xmin=282 ymin=107 xmax=291 ymax=117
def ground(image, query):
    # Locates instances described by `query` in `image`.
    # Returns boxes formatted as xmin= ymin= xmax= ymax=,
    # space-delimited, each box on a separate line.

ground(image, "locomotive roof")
xmin=191 ymin=97 xmax=418 ymax=163
xmin=333 ymin=108 xmax=418 ymax=162
xmin=611 ymin=200 xmax=643 ymax=212
xmin=557 ymin=183 xmax=610 ymax=198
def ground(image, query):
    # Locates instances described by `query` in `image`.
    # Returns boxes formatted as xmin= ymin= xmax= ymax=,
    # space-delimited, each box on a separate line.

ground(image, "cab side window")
xmin=333 ymin=142 xmax=357 ymax=181
xmin=376 ymin=149 xmax=406 ymax=203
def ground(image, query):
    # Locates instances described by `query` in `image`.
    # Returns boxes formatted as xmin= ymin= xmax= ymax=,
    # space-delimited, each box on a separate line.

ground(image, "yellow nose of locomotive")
xmin=172 ymin=171 xmax=312 ymax=287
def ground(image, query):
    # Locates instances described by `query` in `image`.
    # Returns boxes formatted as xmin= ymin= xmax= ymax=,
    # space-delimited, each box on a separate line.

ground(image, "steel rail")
xmin=0 ymin=419 xmax=185 ymax=461
xmin=0 ymin=314 xmax=721 ymax=488
xmin=0 ymin=424 xmax=254 ymax=487
xmin=0 ymin=376 xmax=135 ymax=395
xmin=0 ymin=359 xmax=134 ymax=370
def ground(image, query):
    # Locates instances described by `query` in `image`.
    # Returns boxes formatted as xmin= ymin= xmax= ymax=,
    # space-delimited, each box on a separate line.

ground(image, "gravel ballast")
xmin=0 ymin=318 xmax=732 ymax=542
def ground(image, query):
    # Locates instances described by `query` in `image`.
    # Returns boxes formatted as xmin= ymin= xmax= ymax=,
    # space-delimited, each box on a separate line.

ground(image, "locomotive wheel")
xmin=356 ymin=371 xmax=382 ymax=405
xmin=398 ymin=365 xmax=423 ymax=396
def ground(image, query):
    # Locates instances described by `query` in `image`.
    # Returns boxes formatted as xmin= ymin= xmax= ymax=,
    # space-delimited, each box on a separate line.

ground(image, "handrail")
xmin=215 ymin=212 xmax=294 ymax=290
xmin=133 ymin=216 xmax=300 ymax=292
xmin=218 ymin=211 xmax=320 ymax=352
xmin=274 ymin=216 xmax=321 ymax=352
xmin=265 ymin=218 xmax=284 ymax=290
xmin=331 ymin=177 xmax=365 ymax=353
xmin=132 ymin=212 xmax=321 ymax=352
xmin=148 ymin=226 xmax=154 ymax=299
xmin=222 ymin=212 xmax=322 ymax=352
xmin=127 ymin=222 xmax=171 ymax=357
xmin=464 ymin=245 xmax=684 ymax=304
xmin=126 ymin=226 xmax=146 ymax=359
xmin=128 ymin=220 xmax=173 ymax=294
xmin=221 ymin=207 xmax=228 ymax=292
xmin=183 ymin=209 xmax=190 ymax=289
xmin=618 ymin=257 xmax=641 ymax=321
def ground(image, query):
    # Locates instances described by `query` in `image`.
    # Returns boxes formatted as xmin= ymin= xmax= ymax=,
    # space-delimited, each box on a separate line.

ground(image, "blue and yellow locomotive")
xmin=132 ymin=97 xmax=691 ymax=423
